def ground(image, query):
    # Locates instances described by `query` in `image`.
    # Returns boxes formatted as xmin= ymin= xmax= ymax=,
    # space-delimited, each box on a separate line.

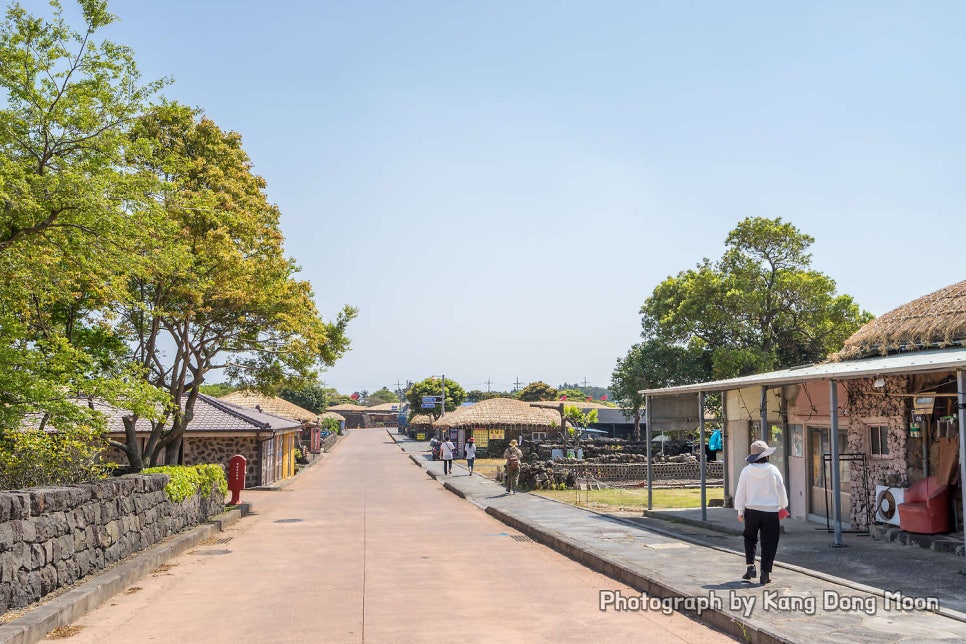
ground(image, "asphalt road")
xmin=56 ymin=429 xmax=734 ymax=643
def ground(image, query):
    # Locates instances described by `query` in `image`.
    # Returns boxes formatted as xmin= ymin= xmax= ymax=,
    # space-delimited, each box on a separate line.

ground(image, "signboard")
xmin=489 ymin=429 xmax=505 ymax=440
xmin=422 ymin=396 xmax=441 ymax=404
xmin=913 ymin=395 xmax=936 ymax=414
xmin=421 ymin=403 xmax=436 ymax=409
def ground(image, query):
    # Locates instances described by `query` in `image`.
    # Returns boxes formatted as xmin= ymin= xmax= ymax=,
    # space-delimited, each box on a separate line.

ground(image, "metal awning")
xmin=640 ymin=346 xmax=966 ymax=396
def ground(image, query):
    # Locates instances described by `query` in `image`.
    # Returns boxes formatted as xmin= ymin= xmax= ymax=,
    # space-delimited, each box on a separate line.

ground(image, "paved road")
xmin=59 ymin=430 xmax=733 ymax=643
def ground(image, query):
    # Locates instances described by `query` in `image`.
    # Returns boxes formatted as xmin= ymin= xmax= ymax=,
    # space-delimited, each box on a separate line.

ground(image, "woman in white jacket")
xmin=735 ymin=440 xmax=788 ymax=585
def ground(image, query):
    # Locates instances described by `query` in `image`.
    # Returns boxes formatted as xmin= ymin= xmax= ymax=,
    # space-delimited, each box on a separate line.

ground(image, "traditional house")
xmin=219 ymin=391 xmax=322 ymax=453
xmin=641 ymin=279 xmax=966 ymax=550
xmin=365 ymin=402 xmax=403 ymax=427
xmin=102 ymin=394 xmax=302 ymax=487
xmin=433 ymin=398 xmax=562 ymax=455
xmin=327 ymin=404 xmax=370 ymax=429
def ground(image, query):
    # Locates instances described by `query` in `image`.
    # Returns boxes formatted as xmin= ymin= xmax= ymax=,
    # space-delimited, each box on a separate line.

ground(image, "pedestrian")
xmin=708 ymin=428 xmax=722 ymax=462
xmin=429 ymin=436 xmax=439 ymax=460
xmin=503 ymin=439 xmax=523 ymax=494
xmin=465 ymin=437 xmax=477 ymax=475
xmin=735 ymin=440 xmax=789 ymax=585
xmin=441 ymin=435 xmax=455 ymax=474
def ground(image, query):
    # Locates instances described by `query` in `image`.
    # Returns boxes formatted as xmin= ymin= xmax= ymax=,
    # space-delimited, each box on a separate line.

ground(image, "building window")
xmin=531 ymin=432 xmax=547 ymax=441
xmin=870 ymin=425 xmax=890 ymax=457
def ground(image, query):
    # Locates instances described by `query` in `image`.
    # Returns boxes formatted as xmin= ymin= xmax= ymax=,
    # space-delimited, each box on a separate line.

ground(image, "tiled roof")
xmin=101 ymin=394 xmax=300 ymax=434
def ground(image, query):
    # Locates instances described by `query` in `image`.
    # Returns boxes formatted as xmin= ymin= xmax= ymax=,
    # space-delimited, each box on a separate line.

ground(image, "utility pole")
xmin=513 ymin=377 xmax=523 ymax=392
xmin=440 ymin=374 xmax=446 ymax=418
xmin=485 ymin=377 xmax=493 ymax=393
xmin=582 ymin=377 xmax=589 ymax=388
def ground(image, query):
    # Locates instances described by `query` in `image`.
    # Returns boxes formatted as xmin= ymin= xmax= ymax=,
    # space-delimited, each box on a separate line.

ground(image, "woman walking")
xmin=464 ymin=437 xmax=477 ymax=475
xmin=503 ymin=439 xmax=523 ymax=494
xmin=735 ymin=440 xmax=788 ymax=585
xmin=440 ymin=435 xmax=455 ymax=474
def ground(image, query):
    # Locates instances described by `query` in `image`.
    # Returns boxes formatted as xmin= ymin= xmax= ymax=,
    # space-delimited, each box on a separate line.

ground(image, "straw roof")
xmin=434 ymin=398 xmax=561 ymax=430
xmin=366 ymin=402 xmax=402 ymax=412
xmin=832 ymin=279 xmax=966 ymax=361
xmin=327 ymin=403 xmax=369 ymax=412
xmin=219 ymin=391 xmax=318 ymax=423
xmin=408 ymin=414 xmax=435 ymax=428
xmin=319 ymin=411 xmax=345 ymax=422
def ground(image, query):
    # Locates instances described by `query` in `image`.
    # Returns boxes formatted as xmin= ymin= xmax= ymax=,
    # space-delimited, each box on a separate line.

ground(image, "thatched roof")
xmin=327 ymin=403 xmax=369 ymax=412
xmin=408 ymin=414 xmax=435 ymax=428
xmin=434 ymin=398 xmax=561 ymax=430
xmin=219 ymin=391 xmax=318 ymax=423
xmin=319 ymin=411 xmax=345 ymax=422
xmin=832 ymin=279 xmax=966 ymax=361
xmin=366 ymin=402 xmax=402 ymax=412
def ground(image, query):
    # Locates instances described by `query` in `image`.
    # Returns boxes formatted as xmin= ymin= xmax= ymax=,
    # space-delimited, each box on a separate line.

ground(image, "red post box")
xmin=228 ymin=454 xmax=247 ymax=505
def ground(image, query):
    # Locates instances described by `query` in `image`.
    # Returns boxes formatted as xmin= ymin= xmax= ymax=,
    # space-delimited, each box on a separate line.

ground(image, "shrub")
xmin=143 ymin=464 xmax=228 ymax=502
xmin=0 ymin=426 xmax=112 ymax=490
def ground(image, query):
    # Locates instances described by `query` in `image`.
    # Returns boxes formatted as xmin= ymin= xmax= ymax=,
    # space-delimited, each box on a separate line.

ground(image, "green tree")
xmin=405 ymin=377 xmax=466 ymax=420
xmin=610 ymin=340 xmax=711 ymax=440
xmin=466 ymin=390 xmax=514 ymax=403
xmin=200 ymin=383 xmax=238 ymax=398
xmin=517 ymin=381 xmax=558 ymax=402
xmin=557 ymin=388 xmax=587 ymax=402
xmin=641 ymin=217 xmax=872 ymax=379
xmin=279 ymin=384 xmax=329 ymax=413
xmin=114 ymin=103 xmax=356 ymax=470
xmin=0 ymin=0 xmax=168 ymax=450
xmin=367 ymin=387 xmax=399 ymax=406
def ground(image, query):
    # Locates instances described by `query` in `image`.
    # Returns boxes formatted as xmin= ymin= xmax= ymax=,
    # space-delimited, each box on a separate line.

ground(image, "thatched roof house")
xmin=434 ymin=398 xmax=561 ymax=431
xmin=219 ymin=391 xmax=319 ymax=423
xmin=833 ymin=279 xmax=966 ymax=361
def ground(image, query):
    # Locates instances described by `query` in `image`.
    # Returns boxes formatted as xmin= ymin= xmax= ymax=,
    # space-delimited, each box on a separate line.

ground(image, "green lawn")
xmin=534 ymin=486 xmax=724 ymax=511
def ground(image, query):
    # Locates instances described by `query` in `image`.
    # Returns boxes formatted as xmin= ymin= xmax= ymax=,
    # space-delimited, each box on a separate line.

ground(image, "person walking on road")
xmin=503 ymin=439 xmax=523 ymax=494
xmin=465 ymin=437 xmax=477 ymax=475
xmin=735 ymin=440 xmax=789 ymax=585
xmin=441 ymin=435 xmax=456 ymax=474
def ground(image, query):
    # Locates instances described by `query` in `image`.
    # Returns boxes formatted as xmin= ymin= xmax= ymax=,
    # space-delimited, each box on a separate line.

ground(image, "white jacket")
xmin=735 ymin=463 xmax=788 ymax=514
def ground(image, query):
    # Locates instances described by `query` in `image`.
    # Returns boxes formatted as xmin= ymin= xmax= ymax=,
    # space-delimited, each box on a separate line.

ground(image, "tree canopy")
xmin=640 ymin=217 xmax=872 ymax=379
xmin=517 ymin=381 xmax=558 ymax=402
xmin=405 ymin=377 xmax=466 ymax=420
xmin=367 ymin=387 xmax=399 ymax=406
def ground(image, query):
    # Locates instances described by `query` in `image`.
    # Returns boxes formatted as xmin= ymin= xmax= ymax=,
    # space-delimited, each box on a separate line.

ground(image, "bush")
xmin=143 ymin=464 xmax=228 ymax=502
xmin=0 ymin=426 xmax=112 ymax=490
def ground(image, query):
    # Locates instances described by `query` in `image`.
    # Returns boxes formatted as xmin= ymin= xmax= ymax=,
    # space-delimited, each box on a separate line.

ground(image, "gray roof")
xmin=101 ymin=394 xmax=301 ymax=434
xmin=640 ymin=346 xmax=966 ymax=397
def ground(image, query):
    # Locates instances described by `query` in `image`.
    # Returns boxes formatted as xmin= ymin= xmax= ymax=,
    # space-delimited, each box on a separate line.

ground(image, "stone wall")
xmin=183 ymin=436 xmax=260 ymax=487
xmin=844 ymin=376 xmax=909 ymax=530
xmin=0 ymin=474 xmax=225 ymax=614
xmin=557 ymin=461 xmax=724 ymax=481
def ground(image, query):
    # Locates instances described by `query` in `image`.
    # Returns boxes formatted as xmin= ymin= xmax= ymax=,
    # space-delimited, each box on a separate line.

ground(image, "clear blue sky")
xmin=70 ymin=1 xmax=966 ymax=393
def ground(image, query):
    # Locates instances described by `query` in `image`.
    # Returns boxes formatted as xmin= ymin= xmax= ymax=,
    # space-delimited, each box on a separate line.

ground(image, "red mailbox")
xmin=228 ymin=454 xmax=247 ymax=505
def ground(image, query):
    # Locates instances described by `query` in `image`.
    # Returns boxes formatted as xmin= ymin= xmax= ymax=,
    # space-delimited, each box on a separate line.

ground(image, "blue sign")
xmin=420 ymin=403 xmax=436 ymax=409
xmin=421 ymin=396 xmax=441 ymax=404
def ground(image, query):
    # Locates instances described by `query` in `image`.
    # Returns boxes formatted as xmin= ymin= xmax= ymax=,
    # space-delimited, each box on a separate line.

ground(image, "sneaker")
xmin=741 ymin=566 xmax=757 ymax=581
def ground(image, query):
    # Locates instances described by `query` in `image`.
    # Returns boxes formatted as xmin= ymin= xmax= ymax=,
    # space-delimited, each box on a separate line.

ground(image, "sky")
xmin=45 ymin=1 xmax=966 ymax=394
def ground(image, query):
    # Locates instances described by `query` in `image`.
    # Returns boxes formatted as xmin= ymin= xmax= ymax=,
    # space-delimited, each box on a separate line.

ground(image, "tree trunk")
xmin=633 ymin=410 xmax=641 ymax=442
xmin=121 ymin=415 xmax=143 ymax=472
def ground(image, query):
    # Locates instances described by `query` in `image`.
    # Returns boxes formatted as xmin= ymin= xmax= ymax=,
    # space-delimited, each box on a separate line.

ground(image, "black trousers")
xmin=443 ymin=458 xmax=452 ymax=474
xmin=743 ymin=508 xmax=780 ymax=573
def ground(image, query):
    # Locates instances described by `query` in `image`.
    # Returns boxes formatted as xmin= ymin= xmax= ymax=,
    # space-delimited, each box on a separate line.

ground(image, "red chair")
xmin=897 ymin=476 xmax=951 ymax=534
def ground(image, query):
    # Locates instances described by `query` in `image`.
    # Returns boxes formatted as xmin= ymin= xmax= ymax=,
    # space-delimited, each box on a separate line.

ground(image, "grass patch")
xmin=534 ymin=486 xmax=724 ymax=511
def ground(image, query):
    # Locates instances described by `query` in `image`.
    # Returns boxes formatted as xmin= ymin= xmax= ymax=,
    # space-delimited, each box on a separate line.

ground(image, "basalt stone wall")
xmin=0 ymin=474 xmax=225 ymax=613
xmin=183 ymin=437 xmax=260 ymax=487
xmin=844 ymin=376 xmax=909 ymax=530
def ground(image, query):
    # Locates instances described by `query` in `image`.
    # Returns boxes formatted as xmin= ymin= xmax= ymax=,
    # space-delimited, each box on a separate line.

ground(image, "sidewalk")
xmin=392 ymin=432 xmax=966 ymax=643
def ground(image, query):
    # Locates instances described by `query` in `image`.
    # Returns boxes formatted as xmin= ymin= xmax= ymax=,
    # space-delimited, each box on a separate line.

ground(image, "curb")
xmin=0 ymin=504 xmax=250 ymax=644
xmin=484 ymin=505 xmax=790 ymax=644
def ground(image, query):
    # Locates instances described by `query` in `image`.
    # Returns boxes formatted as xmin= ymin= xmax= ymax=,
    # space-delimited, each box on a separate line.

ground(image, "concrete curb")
xmin=0 ymin=504 xmax=250 ymax=644
xmin=484 ymin=505 xmax=791 ymax=644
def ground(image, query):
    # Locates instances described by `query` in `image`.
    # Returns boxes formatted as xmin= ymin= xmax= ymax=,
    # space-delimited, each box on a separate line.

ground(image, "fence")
xmin=554 ymin=461 xmax=724 ymax=482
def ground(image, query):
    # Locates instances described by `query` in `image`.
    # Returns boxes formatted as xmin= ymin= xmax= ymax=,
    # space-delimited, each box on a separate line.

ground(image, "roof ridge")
xmin=198 ymin=394 xmax=271 ymax=430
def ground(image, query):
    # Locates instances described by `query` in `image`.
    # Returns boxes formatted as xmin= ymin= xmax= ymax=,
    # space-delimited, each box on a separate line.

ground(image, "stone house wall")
xmin=0 ymin=474 xmax=225 ymax=613
xmin=182 ymin=436 xmax=260 ymax=487
xmin=843 ymin=376 xmax=910 ymax=530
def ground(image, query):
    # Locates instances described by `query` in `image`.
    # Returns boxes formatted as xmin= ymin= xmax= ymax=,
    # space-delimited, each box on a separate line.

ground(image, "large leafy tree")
xmin=517 ymin=381 xmax=558 ymax=402
xmin=405 ymin=377 xmax=466 ymax=420
xmin=610 ymin=340 xmax=711 ymax=440
xmin=641 ymin=217 xmax=872 ymax=379
xmin=114 ymin=103 xmax=356 ymax=469
xmin=0 ymin=0 xmax=166 ymax=445
xmin=367 ymin=387 xmax=399 ymax=406
xmin=279 ymin=383 xmax=328 ymax=413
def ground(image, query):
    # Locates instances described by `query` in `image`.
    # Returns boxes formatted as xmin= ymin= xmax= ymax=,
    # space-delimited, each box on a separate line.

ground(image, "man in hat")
xmin=465 ymin=437 xmax=477 ymax=476
xmin=735 ymin=440 xmax=788 ymax=585
xmin=503 ymin=439 xmax=523 ymax=494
